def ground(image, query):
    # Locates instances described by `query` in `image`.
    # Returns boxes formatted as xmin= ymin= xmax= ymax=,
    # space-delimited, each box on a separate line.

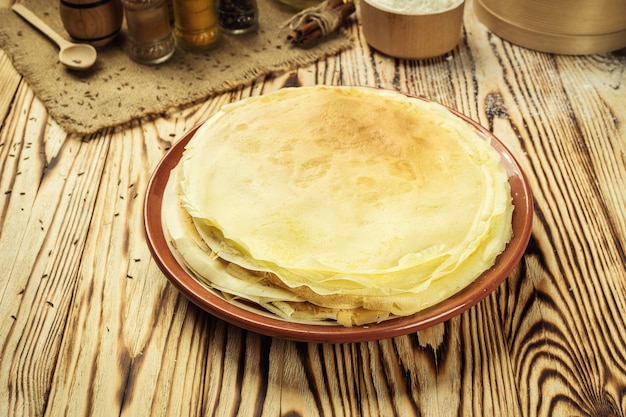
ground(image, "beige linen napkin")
xmin=0 ymin=0 xmax=353 ymax=135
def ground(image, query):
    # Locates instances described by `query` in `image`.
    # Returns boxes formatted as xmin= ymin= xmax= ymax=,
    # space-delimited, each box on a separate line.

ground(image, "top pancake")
xmin=177 ymin=86 xmax=513 ymax=317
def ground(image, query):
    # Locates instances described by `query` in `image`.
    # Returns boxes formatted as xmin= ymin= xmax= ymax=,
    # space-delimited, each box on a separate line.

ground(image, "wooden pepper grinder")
xmin=59 ymin=0 xmax=124 ymax=47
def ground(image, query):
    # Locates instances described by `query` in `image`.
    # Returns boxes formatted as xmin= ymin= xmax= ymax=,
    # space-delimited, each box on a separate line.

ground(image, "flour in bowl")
xmin=368 ymin=0 xmax=461 ymax=13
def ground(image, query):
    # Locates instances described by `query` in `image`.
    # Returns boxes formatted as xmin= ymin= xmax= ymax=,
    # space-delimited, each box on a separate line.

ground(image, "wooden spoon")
xmin=12 ymin=4 xmax=97 ymax=71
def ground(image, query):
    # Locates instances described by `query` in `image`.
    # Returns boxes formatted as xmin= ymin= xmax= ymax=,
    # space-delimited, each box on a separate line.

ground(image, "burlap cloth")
xmin=0 ymin=0 xmax=354 ymax=135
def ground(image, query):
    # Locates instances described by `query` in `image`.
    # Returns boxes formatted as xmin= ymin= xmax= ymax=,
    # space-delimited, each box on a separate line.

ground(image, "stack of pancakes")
xmin=162 ymin=86 xmax=514 ymax=326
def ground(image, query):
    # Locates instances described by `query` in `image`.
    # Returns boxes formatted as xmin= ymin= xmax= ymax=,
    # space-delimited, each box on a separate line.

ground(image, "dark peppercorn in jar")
xmin=217 ymin=0 xmax=258 ymax=34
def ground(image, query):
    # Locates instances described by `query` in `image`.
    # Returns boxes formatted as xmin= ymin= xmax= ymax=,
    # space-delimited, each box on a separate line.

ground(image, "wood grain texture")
xmin=1 ymin=1 xmax=626 ymax=416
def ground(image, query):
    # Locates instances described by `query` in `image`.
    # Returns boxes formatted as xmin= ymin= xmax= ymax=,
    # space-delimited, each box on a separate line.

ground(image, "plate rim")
xmin=144 ymin=93 xmax=534 ymax=344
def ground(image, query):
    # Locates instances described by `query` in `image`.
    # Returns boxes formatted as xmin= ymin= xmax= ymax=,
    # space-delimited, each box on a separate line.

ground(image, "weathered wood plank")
xmin=1 ymin=4 xmax=626 ymax=417
xmin=0 ymin=51 xmax=21 ymax=121
xmin=0 ymin=96 xmax=109 ymax=417
xmin=463 ymin=5 xmax=626 ymax=416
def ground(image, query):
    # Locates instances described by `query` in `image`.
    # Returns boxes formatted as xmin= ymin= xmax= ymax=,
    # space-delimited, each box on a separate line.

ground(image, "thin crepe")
xmin=170 ymin=86 xmax=514 ymax=325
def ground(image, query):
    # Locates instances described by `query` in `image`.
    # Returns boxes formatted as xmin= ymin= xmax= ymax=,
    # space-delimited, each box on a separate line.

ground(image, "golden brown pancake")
xmin=164 ymin=86 xmax=514 ymax=326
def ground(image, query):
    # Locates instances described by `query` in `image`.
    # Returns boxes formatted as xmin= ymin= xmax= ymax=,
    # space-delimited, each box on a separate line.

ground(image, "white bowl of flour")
xmin=360 ymin=0 xmax=465 ymax=59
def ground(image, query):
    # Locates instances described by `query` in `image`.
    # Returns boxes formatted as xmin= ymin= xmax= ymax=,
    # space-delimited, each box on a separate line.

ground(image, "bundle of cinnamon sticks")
xmin=287 ymin=0 xmax=356 ymax=46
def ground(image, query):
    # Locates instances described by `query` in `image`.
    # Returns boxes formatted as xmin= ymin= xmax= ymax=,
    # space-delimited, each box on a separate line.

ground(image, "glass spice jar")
xmin=172 ymin=0 xmax=220 ymax=51
xmin=217 ymin=0 xmax=258 ymax=34
xmin=121 ymin=0 xmax=176 ymax=64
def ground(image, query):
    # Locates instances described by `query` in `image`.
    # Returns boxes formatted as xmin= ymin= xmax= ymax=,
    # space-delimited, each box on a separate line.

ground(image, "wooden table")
xmin=1 ymin=1 xmax=626 ymax=416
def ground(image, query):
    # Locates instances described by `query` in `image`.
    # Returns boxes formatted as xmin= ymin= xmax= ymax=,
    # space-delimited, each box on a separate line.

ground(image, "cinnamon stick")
xmin=287 ymin=0 xmax=356 ymax=46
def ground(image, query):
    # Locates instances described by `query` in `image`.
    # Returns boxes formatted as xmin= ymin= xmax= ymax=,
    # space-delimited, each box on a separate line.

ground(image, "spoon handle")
xmin=11 ymin=4 xmax=72 ymax=50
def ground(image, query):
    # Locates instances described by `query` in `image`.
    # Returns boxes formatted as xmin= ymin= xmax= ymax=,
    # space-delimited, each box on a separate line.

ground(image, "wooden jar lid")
xmin=474 ymin=0 xmax=626 ymax=54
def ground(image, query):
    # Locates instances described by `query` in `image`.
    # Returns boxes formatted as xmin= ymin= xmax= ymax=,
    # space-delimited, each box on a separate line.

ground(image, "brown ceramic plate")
xmin=144 ymin=97 xmax=533 ymax=344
